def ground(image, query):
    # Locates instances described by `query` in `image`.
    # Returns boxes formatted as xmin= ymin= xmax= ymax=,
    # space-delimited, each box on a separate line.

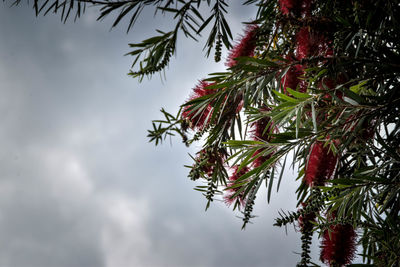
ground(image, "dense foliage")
xmin=10 ymin=0 xmax=400 ymax=266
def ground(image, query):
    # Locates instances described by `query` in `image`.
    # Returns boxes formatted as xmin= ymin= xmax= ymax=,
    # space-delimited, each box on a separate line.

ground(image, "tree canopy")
xmin=8 ymin=0 xmax=400 ymax=266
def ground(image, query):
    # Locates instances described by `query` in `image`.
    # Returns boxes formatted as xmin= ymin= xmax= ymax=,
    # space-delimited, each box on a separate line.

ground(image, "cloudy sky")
xmin=0 ymin=2 xmax=332 ymax=266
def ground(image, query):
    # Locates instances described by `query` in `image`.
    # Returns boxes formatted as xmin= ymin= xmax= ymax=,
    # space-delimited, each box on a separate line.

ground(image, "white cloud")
xmin=41 ymin=147 xmax=94 ymax=198
xmin=0 ymin=4 xmax=332 ymax=266
xmin=100 ymin=193 xmax=152 ymax=267
xmin=82 ymin=8 xmax=100 ymax=28
xmin=60 ymin=39 xmax=76 ymax=54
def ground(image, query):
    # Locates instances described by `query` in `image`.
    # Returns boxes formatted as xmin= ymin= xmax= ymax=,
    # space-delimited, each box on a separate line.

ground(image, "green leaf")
xmin=311 ymin=101 xmax=317 ymax=133
xmin=350 ymin=80 xmax=368 ymax=94
xmin=330 ymin=178 xmax=364 ymax=185
xmin=286 ymin=87 xmax=311 ymax=99
xmin=276 ymin=154 xmax=287 ymax=192
xmin=267 ymin=169 xmax=274 ymax=203
xmin=272 ymin=90 xmax=299 ymax=103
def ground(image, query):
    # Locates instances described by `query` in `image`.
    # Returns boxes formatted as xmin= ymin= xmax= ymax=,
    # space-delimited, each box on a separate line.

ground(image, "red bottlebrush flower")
xmin=222 ymin=93 xmax=244 ymax=116
xmin=281 ymin=60 xmax=306 ymax=94
xmin=182 ymin=80 xmax=215 ymax=130
xmin=296 ymin=27 xmax=332 ymax=60
xmin=298 ymin=202 xmax=317 ymax=232
xmin=319 ymin=77 xmax=336 ymax=90
xmin=226 ymin=25 xmax=258 ymax=68
xmin=236 ymin=98 xmax=244 ymax=114
xmin=279 ymin=0 xmax=296 ymax=15
xmin=195 ymin=148 xmax=226 ymax=177
xmin=304 ymin=141 xmax=338 ymax=186
xmin=301 ymin=0 xmax=312 ymax=17
xmin=252 ymin=149 xmax=274 ymax=168
xmin=279 ymin=0 xmax=312 ymax=17
xmin=320 ymin=214 xmax=357 ymax=266
xmin=296 ymin=27 xmax=312 ymax=60
xmin=224 ymin=165 xmax=250 ymax=208
xmin=251 ymin=109 xmax=273 ymax=142
xmin=250 ymin=108 xmax=276 ymax=167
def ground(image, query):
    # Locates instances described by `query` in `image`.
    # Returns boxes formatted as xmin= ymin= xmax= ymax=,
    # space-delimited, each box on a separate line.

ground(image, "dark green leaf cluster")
xmin=146 ymin=1 xmax=400 ymax=265
xmin=147 ymin=108 xmax=187 ymax=145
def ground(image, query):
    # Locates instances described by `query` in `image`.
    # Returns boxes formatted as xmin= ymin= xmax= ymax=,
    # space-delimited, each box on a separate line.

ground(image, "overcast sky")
xmin=0 ymin=2 xmax=332 ymax=267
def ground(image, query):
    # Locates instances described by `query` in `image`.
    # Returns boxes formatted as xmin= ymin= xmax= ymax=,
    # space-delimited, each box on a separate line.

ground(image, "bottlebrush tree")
xmin=13 ymin=0 xmax=400 ymax=266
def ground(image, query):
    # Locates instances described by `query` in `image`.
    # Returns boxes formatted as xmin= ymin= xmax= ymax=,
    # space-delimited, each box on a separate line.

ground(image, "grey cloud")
xmin=0 ymin=3 xmax=328 ymax=267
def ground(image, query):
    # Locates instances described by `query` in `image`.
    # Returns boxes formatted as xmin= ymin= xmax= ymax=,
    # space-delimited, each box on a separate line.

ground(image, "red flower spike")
xmin=296 ymin=27 xmax=332 ymax=60
xmin=300 ymin=0 xmax=312 ymax=17
xmin=251 ymin=111 xmax=273 ymax=142
xmin=226 ymin=25 xmax=258 ymax=68
xmin=279 ymin=0 xmax=312 ymax=17
xmin=304 ymin=141 xmax=338 ymax=186
xmin=252 ymin=149 xmax=274 ymax=168
xmin=182 ymin=80 xmax=216 ymax=130
xmin=281 ymin=61 xmax=306 ymax=94
xmin=195 ymin=148 xmax=226 ymax=177
xmin=298 ymin=202 xmax=317 ymax=232
xmin=279 ymin=0 xmax=296 ymax=15
xmin=224 ymin=165 xmax=250 ymax=208
xmin=320 ymin=213 xmax=357 ymax=266
xmin=282 ymin=28 xmax=333 ymax=96
xmin=236 ymin=99 xmax=244 ymax=114
xmin=319 ymin=77 xmax=336 ymax=90
xmin=250 ymin=108 xmax=276 ymax=168
xmin=296 ymin=27 xmax=312 ymax=60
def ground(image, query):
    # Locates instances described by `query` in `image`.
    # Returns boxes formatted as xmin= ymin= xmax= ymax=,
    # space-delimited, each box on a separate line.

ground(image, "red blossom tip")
xmin=304 ymin=141 xmax=338 ymax=187
xmin=281 ymin=57 xmax=306 ymax=94
xmin=195 ymin=148 xmax=226 ymax=177
xmin=224 ymin=165 xmax=250 ymax=208
xmin=279 ymin=0 xmax=295 ymax=15
xmin=251 ymin=114 xmax=273 ymax=142
xmin=279 ymin=0 xmax=312 ymax=17
xmin=250 ymin=109 xmax=276 ymax=167
xmin=298 ymin=202 xmax=317 ymax=232
xmin=296 ymin=27 xmax=332 ymax=60
xmin=226 ymin=25 xmax=259 ymax=68
xmin=182 ymin=80 xmax=216 ymax=130
xmin=251 ymin=149 xmax=273 ymax=168
xmin=320 ymin=213 xmax=357 ymax=266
